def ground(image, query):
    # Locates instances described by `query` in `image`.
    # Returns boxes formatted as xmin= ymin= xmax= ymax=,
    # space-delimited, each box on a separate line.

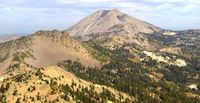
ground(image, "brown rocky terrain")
xmin=67 ymin=9 xmax=161 ymax=39
xmin=0 ymin=30 xmax=100 ymax=74
xmin=0 ymin=64 xmax=133 ymax=103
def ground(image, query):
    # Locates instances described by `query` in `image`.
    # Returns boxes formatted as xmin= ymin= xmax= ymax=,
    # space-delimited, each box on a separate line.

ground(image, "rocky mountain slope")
xmin=0 ymin=9 xmax=200 ymax=103
xmin=67 ymin=9 xmax=163 ymax=51
xmin=67 ymin=9 xmax=161 ymax=39
xmin=0 ymin=64 xmax=133 ymax=103
xmin=0 ymin=30 xmax=100 ymax=75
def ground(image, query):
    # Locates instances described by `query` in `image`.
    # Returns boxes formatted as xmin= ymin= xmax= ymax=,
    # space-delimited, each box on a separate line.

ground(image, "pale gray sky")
xmin=0 ymin=0 xmax=200 ymax=35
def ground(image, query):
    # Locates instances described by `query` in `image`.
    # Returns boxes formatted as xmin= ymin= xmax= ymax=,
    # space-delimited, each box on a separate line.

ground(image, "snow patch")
xmin=143 ymin=51 xmax=186 ymax=67
xmin=163 ymin=31 xmax=176 ymax=36
xmin=187 ymin=84 xmax=198 ymax=90
xmin=175 ymin=59 xmax=187 ymax=67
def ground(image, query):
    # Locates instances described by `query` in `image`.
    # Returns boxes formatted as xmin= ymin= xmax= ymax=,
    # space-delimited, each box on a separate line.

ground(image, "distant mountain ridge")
xmin=0 ymin=34 xmax=19 ymax=43
xmin=67 ymin=9 xmax=161 ymax=39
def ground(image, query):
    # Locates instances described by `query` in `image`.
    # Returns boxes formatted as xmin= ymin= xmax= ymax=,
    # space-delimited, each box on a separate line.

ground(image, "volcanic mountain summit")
xmin=67 ymin=9 xmax=161 ymax=39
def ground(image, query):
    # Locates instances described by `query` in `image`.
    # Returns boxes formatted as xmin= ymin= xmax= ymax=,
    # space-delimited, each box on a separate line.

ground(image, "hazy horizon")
xmin=0 ymin=0 xmax=200 ymax=35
